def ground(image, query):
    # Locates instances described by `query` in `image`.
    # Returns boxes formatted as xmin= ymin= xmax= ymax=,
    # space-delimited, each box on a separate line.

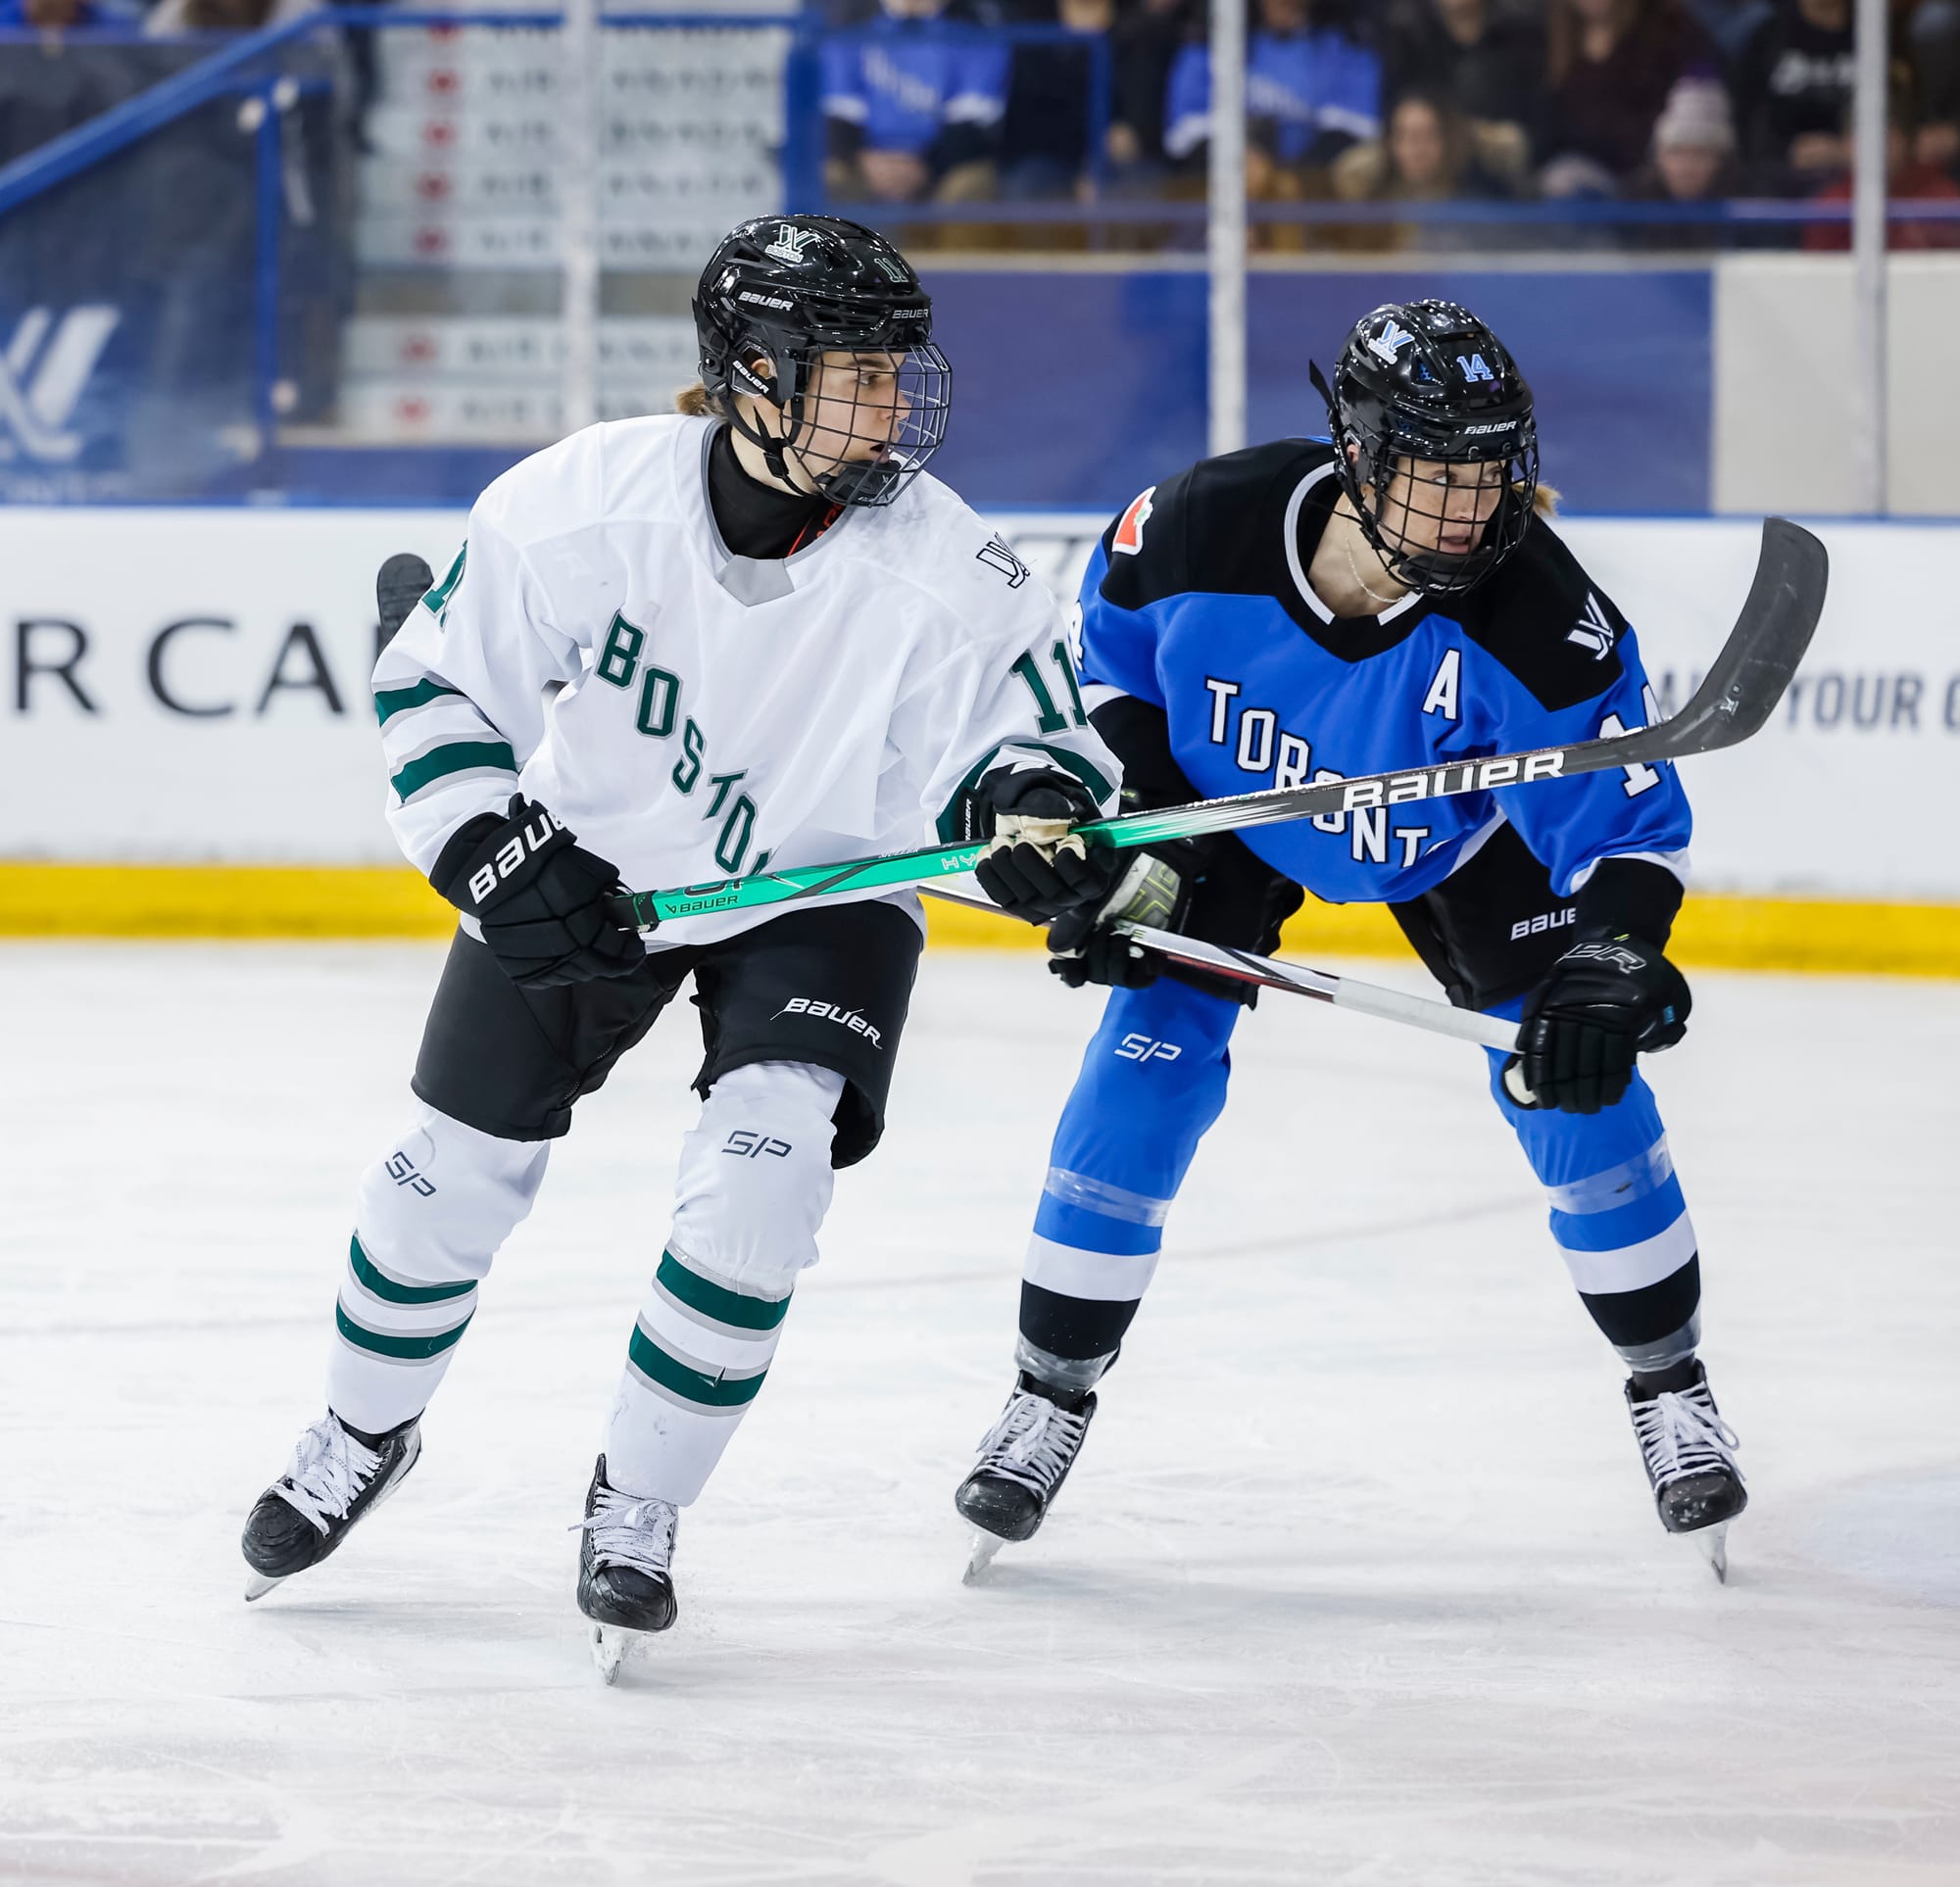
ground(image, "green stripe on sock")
xmin=656 ymin=1250 xmax=788 ymax=1332
xmin=374 ymin=679 xmax=464 ymax=727
xmin=349 ymin=1235 xmax=475 ymax=1307
xmin=627 ymin=1325 xmax=767 ymax=1408
xmin=390 ymin=740 xmax=516 ymax=802
xmin=336 ymin=1302 xmax=472 ymax=1361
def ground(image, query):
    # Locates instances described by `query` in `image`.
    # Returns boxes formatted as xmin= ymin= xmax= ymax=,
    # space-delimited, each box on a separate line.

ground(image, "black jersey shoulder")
xmin=1446 ymin=511 xmax=1633 ymax=712
xmin=1096 ymin=438 xmax=1334 ymax=615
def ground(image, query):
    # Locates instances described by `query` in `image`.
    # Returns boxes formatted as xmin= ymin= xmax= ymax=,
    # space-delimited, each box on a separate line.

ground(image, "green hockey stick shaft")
xmin=616 ymin=516 xmax=1824 ymax=932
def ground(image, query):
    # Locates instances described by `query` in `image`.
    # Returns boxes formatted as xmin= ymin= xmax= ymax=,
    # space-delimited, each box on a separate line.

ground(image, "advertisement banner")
xmin=2 ymin=508 xmax=1955 ymax=903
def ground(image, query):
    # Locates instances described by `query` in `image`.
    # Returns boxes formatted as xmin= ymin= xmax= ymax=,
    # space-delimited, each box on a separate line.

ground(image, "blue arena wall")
xmin=923 ymin=267 xmax=1714 ymax=517
xmin=0 ymin=265 xmax=1717 ymax=514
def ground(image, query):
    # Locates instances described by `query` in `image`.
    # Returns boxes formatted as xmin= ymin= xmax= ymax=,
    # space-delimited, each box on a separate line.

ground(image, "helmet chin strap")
xmin=724 ymin=403 xmax=801 ymax=491
xmin=724 ymin=350 xmax=819 ymax=493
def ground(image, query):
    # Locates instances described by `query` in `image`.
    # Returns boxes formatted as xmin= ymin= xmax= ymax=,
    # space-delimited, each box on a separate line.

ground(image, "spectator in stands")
xmin=1802 ymin=74 xmax=1960 ymax=243
xmin=1383 ymin=0 xmax=1545 ymax=185
xmin=822 ymin=0 xmax=1009 ymax=208
xmin=1106 ymin=0 xmax=1198 ymax=177
xmin=1540 ymin=0 xmax=1717 ymax=196
xmin=1330 ymin=87 xmax=1518 ymax=248
xmin=1623 ymin=74 xmax=1745 ymax=242
xmin=996 ymin=0 xmax=1115 ymax=200
xmin=1731 ymin=0 xmax=1854 ymax=192
xmin=1160 ymin=0 xmax=1380 ymax=247
xmin=1164 ymin=0 xmax=1382 ymax=237
xmin=1906 ymin=0 xmax=1960 ymax=175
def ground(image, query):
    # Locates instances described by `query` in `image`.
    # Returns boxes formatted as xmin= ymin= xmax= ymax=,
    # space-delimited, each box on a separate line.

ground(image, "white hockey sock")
xmin=326 ymin=1105 xmax=549 ymax=1436
xmin=604 ymin=1062 xmax=843 ymax=1505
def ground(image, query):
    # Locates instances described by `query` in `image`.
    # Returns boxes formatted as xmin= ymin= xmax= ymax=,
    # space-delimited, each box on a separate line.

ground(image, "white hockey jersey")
xmin=372 ymin=413 xmax=1120 ymax=947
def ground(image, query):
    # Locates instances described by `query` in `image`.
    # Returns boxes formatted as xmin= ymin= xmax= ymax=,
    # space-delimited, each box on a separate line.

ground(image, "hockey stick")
xmin=616 ymin=517 xmax=1825 ymax=931
xmin=919 ymin=880 xmax=1521 ymax=1052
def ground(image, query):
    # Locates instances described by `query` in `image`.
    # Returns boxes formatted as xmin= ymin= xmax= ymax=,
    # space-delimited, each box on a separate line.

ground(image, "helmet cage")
xmin=717 ymin=325 xmax=952 ymax=509
xmin=1339 ymin=413 xmax=1539 ymax=598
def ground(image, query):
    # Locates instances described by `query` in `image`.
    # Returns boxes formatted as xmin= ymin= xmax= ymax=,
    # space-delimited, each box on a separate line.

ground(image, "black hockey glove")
xmin=1047 ymin=843 xmax=1199 ymax=990
xmin=430 ymin=795 xmax=648 ymax=990
xmin=970 ymin=768 xmax=1125 ymax=925
xmin=1510 ymin=931 xmax=1691 ymax=1115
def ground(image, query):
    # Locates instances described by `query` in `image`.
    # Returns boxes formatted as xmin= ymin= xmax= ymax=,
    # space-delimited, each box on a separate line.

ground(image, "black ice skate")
xmin=1626 ymin=1360 xmax=1747 ymax=1581
xmin=240 ymin=1411 xmax=421 ymax=1601
xmin=575 ymin=1454 xmax=678 ymax=1683
xmin=955 ymin=1372 xmax=1097 ymax=1580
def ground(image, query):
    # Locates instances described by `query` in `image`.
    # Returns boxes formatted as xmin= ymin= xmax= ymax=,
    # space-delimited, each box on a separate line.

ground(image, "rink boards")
xmin=1 ymin=507 xmax=1956 ymax=972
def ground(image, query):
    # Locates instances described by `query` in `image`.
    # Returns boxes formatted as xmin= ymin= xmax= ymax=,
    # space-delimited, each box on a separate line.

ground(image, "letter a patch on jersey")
xmin=1111 ymin=487 xmax=1156 ymax=556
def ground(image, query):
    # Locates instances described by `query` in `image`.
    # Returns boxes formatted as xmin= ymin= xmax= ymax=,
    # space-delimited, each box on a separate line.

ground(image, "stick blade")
xmin=376 ymin=553 xmax=436 ymax=646
xmin=1643 ymin=517 xmax=1827 ymax=760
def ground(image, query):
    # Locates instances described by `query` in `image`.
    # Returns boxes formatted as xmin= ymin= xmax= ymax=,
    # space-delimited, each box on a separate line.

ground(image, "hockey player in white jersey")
xmin=240 ymin=215 xmax=1122 ymax=1674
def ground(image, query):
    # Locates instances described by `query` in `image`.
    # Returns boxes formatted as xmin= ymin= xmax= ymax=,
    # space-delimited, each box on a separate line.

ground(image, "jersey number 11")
xmin=1010 ymin=641 xmax=1090 ymax=735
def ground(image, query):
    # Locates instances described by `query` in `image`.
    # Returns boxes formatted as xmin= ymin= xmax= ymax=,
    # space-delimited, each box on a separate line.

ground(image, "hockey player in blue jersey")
xmin=956 ymin=299 xmax=1748 ymax=1577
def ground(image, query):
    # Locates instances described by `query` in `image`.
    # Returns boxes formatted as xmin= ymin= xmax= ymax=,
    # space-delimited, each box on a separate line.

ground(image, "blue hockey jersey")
xmin=1163 ymin=29 xmax=1382 ymax=165
xmin=1075 ymin=439 xmax=1690 ymax=909
xmin=821 ymin=19 xmax=1009 ymax=161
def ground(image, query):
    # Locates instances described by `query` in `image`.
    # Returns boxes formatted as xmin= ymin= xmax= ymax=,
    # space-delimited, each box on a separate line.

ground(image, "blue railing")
xmin=0 ymin=15 xmax=326 ymax=217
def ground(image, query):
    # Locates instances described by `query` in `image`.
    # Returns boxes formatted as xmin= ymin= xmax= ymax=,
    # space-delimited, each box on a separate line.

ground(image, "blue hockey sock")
xmin=1017 ymin=979 xmax=1242 ymax=1381
xmin=1484 ymin=998 xmax=1701 ymax=1371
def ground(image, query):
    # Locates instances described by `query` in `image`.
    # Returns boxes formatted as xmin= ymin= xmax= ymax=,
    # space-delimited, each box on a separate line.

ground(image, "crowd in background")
xmin=2 ymin=0 xmax=1956 ymax=249
xmin=817 ymin=0 xmax=1960 ymax=244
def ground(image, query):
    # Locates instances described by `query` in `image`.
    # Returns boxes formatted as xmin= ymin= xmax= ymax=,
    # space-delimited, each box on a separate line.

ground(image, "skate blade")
xmin=590 ymin=1621 xmax=640 ymax=1684
xmin=239 ymin=1427 xmax=423 ymax=1607
xmin=1690 ymin=1521 xmax=1730 ymax=1583
xmin=962 ymin=1529 xmax=1006 ymax=1584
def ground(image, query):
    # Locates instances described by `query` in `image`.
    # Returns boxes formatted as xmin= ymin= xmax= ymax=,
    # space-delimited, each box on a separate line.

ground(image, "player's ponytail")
xmin=1530 ymin=480 xmax=1560 ymax=518
xmin=675 ymin=382 xmax=727 ymax=419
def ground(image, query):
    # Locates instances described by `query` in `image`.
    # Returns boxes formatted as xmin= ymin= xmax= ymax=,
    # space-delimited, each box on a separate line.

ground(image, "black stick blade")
xmin=1642 ymin=517 xmax=1827 ymax=760
xmin=376 ymin=553 xmax=436 ymax=646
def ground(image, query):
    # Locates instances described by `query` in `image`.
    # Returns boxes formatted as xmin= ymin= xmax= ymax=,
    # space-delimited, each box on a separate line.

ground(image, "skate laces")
xmin=271 ymin=1416 xmax=384 ymax=1535
xmin=973 ymin=1390 xmax=1087 ymax=1498
xmin=576 ymin=1482 xmax=678 ymax=1580
xmin=1631 ymin=1380 xmax=1741 ymax=1488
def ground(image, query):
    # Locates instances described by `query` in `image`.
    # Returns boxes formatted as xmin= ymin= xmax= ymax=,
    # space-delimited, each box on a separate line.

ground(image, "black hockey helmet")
xmin=694 ymin=214 xmax=951 ymax=508
xmin=1309 ymin=299 xmax=1538 ymax=595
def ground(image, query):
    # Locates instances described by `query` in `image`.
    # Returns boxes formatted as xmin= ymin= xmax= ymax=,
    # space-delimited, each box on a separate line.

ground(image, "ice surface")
xmin=2 ymin=943 xmax=1958 ymax=1886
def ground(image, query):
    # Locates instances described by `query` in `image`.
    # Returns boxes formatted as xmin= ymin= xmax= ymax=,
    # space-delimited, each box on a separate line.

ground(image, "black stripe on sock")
xmin=1578 ymin=1254 xmax=1700 ymax=1349
xmin=1019 ymin=1281 xmax=1141 ymax=1361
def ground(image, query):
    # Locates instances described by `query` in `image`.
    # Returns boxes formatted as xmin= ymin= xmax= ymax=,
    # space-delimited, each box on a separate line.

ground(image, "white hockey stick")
xmin=920 ymin=881 xmax=1520 ymax=1054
